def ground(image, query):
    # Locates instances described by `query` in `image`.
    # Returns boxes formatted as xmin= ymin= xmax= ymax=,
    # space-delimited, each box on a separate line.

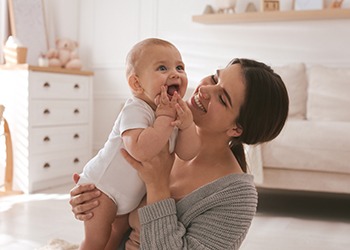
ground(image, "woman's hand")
xmin=69 ymin=173 xmax=101 ymax=221
xmin=121 ymin=147 xmax=175 ymax=204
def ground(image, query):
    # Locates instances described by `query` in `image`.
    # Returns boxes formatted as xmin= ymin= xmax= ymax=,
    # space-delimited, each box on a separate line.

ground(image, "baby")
xmin=77 ymin=38 xmax=200 ymax=250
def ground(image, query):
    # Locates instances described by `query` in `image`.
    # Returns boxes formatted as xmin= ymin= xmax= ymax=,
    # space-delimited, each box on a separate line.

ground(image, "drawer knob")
xmin=43 ymin=136 xmax=50 ymax=142
xmin=73 ymin=158 xmax=80 ymax=164
xmin=73 ymin=109 xmax=80 ymax=114
xmin=43 ymin=82 xmax=50 ymax=88
xmin=74 ymin=83 xmax=80 ymax=89
xmin=43 ymin=109 xmax=50 ymax=115
xmin=43 ymin=163 xmax=50 ymax=168
xmin=73 ymin=133 xmax=80 ymax=139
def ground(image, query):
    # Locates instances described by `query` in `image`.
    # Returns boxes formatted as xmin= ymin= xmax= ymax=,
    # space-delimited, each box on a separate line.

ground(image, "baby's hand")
xmin=155 ymin=85 xmax=177 ymax=119
xmin=171 ymin=92 xmax=194 ymax=130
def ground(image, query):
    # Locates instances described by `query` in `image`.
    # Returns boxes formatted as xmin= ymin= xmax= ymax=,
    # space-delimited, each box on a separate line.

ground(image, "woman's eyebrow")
xmin=217 ymin=70 xmax=233 ymax=107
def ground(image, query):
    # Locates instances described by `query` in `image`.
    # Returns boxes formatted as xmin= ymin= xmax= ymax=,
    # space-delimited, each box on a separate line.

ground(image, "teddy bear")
xmin=45 ymin=48 xmax=60 ymax=67
xmin=45 ymin=38 xmax=82 ymax=69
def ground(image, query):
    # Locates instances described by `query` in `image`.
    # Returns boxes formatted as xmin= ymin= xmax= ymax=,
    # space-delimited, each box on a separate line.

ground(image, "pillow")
xmin=273 ymin=63 xmax=308 ymax=119
xmin=307 ymin=65 xmax=350 ymax=121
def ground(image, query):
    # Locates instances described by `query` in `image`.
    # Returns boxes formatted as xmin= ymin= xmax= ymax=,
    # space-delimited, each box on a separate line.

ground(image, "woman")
xmin=70 ymin=58 xmax=289 ymax=249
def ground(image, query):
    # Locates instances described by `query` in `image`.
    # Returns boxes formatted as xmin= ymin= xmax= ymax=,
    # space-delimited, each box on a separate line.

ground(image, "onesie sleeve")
xmin=119 ymin=98 xmax=155 ymax=135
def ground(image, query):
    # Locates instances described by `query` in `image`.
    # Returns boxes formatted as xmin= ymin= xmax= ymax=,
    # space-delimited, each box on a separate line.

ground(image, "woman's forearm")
xmin=145 ymin=185 xmax=171 ymax=205
xmin=138 ymin=199 xmax=188 ymax=250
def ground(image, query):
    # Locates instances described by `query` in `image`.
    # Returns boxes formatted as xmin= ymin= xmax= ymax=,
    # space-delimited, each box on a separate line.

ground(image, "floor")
xmin=241 ymin=189 xmax=350 ymax=250
xmin=1 ymin=185 xmax=350 ymax=250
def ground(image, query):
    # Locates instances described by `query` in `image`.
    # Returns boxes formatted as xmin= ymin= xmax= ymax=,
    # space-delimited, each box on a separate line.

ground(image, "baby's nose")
xmin=169 ymin=71 xmax=179 ymax=78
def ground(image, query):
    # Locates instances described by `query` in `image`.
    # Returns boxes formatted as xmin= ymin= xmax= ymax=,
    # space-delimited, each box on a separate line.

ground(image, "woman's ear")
xmin=226 ymin=124 xmax=243 ymax=138
xmin=128 ymin=74 xmax=143 ymax=94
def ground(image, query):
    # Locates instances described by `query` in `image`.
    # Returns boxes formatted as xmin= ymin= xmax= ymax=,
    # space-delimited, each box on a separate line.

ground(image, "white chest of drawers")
xmin=0 ymin=65 xmax=93 ymax=193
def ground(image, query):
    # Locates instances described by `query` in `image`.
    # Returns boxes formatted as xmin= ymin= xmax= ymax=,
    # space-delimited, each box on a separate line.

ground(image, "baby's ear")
xmin=128 ymin=74 xmax=143 ymax=94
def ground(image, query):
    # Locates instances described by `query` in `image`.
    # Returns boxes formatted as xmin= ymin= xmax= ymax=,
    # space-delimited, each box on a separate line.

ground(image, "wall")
xmin=44 ymin=0 xmax=80 ymax=48
xmin=52 ymin=0 xmax=350 ymax=152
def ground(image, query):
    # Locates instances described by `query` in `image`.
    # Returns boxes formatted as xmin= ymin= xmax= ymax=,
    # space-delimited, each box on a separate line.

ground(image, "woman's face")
xmin=187 ymin=63 xmax=246 ymax=135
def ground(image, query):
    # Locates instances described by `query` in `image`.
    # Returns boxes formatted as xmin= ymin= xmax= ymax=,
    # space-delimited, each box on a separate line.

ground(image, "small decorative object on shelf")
xmin=261 ymin=0 xmax=280 ymax=11
xmin=279 ymin=0 xmax=294 ymax=11
xmin=329 ymin=0 xmax=344 ymax=8
xmin=203 ymin=4 xmax=215 ymax=14
xmin=294 ymin=0 xmax=324 ymax=11
xmin=3 ymin=36 xmax=27 ymax=65
xmin=44 ymin=38 xmax=82 ymax=70
xmin=246 ymin=2 xmax=258 ymax=12
xmin=192 ymin=5 xmax=350 ymax=24
xmin=215 ymin=0 xmax=237 ymax=13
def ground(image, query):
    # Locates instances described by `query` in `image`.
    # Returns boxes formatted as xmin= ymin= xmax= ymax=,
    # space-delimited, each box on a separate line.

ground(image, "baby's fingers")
xmin=160 ymin=86 xmax=170 ymax=105
xmin=171 ymin=119 xmax=182 ymax=127
xmin=176 ymin=96 xmax=188 ymax=111
xmin=154 ymin=95 xmax=160 ymax=106
xmin=175 ymin=102 xmax=185 ymax=117
xmin=170 ymin=103 xmax=185 ymax=127
xmin=170 ymin=91 xmax=179 ymax=103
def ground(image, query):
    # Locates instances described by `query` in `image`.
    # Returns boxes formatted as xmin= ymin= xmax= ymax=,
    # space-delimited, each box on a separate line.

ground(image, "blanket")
xmin=37 ymin=239 xmax=79 ymax=250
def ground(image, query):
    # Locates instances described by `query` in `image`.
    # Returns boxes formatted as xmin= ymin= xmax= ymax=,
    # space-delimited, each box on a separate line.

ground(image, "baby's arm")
xmin=123 ymin=86 xmax=177 ymax=162
xmin=172 ymin=94 xmax=201 ymax=160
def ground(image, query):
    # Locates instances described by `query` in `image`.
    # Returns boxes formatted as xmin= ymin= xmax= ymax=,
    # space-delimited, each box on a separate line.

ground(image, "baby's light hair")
xmin=125 ymin=38 xmax=177 ymax=78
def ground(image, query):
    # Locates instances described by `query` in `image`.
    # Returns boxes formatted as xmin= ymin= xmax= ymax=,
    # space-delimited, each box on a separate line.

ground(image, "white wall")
xmin=44 ymin=0 xmax=80 ymax=48
xmin=51 ymin=0 xmax=350 ymax=152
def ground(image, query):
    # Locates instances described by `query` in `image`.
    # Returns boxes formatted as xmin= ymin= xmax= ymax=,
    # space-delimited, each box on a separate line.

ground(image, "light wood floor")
xmin=1 ymin=185 xmax=349 ymax=250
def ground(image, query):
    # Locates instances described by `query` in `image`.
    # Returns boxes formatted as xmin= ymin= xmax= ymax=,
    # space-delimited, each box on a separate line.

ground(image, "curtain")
xmin=0 ymin=0 xmax=10 ymax=64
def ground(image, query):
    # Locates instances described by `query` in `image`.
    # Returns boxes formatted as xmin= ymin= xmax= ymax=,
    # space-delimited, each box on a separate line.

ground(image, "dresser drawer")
xmin=30 ymin=150 xmax=90 ymax=182
xmin=0 ymin=67 xmax=93 ymax=193
xmin=30 ymin=100 xmax=89 ymax=126
xmin=30 ymin=125 xmax=89 ymax=154
xmin=29 ymin=72 xmax=90 ymax=99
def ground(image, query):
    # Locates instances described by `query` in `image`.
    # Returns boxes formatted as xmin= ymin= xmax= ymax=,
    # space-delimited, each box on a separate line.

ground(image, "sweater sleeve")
xmin=138 ymin=177 xmax=258 ymax=250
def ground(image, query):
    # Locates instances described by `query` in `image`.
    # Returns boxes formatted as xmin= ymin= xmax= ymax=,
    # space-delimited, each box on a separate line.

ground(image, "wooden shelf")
xmin=192 ymin=9 xmax=350 ymax=24
xmin=0 ymin=64 xmax=94 ymax=75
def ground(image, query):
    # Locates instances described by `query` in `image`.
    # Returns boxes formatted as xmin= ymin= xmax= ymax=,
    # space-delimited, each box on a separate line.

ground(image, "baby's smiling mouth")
xmin=167 ymin=84 xmax=179 ymax=96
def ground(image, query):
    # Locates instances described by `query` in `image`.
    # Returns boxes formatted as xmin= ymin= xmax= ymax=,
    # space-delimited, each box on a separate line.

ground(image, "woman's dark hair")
xmin=228 ymin=58 xmax=289 ymax=173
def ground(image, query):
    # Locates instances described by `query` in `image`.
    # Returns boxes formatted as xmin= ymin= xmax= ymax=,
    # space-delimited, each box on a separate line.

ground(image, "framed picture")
xmin=294 ymin=0 xmax=324 ymax=10
xmin=8 ymin=0 xmax=48 ymax=65
xmin=261 ymin=0 xmax=280 ymax=12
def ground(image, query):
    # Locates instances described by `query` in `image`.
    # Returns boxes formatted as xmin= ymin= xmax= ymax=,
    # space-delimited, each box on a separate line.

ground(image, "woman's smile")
xmin=191 ymin=93 xmax=207 ymax=113
xmin=194 ymin=94 xmax=207 ymax=112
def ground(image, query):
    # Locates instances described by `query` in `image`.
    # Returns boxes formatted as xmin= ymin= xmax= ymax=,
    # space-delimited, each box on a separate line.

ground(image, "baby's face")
xmin=136 ymin=45 xmax=188 ymax=109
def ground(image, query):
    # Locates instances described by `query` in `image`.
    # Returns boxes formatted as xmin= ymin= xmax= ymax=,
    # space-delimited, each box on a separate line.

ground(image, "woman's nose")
xmin=198 ymin=86 xmax=210 ymax=100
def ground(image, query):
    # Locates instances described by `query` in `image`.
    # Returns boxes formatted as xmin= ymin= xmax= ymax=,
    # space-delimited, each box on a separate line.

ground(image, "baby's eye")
xmin=176 ymin=65 xmax=185 ymax=71
xmin=158 ymin=65 xmax=167 ymax=71
xmin=211 ymin=74 xmax=218 ymax=84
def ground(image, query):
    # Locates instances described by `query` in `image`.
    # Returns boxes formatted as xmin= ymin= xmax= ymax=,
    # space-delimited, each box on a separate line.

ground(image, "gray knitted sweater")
xmin=138 ymin=173 xmax=258 ymax=249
